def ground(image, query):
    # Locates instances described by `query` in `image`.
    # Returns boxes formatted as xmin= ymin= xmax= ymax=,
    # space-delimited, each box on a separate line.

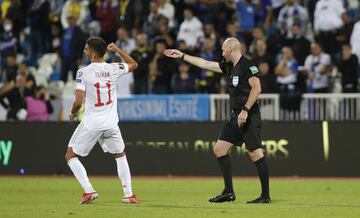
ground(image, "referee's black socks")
xmin=255 ymin=157 xmax=270 ymax=198
xmin=217 ymin=155 xmax=234 ymax=194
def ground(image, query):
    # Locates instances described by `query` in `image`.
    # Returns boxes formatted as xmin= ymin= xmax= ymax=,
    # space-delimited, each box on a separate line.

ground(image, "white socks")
xmin=116 ymin=156 xmax=133 ymax=197
xmin=67 ymin=157 xmax=95 ymax=193
xmin=67 ymin=156 xmax=132 ymax=197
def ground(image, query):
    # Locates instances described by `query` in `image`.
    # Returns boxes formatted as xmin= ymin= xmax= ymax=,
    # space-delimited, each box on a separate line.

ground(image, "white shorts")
xmin=68 ymin=122 xmax=125 ymax=157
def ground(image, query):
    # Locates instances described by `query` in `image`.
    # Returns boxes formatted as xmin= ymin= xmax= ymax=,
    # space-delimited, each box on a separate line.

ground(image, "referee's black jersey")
xmin=219 ymin=56 xmax=260 ymax=111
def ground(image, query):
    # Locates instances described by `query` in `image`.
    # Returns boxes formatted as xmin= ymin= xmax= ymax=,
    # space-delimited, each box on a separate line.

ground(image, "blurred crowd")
xmin=0 ymin=0 xmax=359 ymax=120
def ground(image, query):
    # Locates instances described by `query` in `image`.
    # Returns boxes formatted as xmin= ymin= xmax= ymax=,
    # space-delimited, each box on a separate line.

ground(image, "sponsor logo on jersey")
xmin=119 ymin=63 xmax=124 ymax=69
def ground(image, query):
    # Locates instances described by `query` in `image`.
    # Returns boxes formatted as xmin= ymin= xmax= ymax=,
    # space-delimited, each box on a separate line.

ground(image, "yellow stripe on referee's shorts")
xmin=322 ymin=121 xmax=330 ymax=161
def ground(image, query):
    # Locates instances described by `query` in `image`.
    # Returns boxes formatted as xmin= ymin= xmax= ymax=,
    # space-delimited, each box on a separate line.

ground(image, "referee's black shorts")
xmin=218 ymin=104 xmax=262 ymax=151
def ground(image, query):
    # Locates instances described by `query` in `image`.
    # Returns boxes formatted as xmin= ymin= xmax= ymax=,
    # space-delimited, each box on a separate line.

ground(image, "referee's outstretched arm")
xmin=163 ymin=49 xmax=223 ymax=73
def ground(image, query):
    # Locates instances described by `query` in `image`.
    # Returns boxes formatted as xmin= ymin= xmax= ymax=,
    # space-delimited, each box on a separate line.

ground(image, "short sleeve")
xmin=246 ymin=61 xmax=260 ymax=79
xmin=219 ymin=59 xmax=230 ymax=74
xmin=75 ymin=70 xmax=85 ymax=91
xmin=112 ymin=63 xmax=129 ymax=81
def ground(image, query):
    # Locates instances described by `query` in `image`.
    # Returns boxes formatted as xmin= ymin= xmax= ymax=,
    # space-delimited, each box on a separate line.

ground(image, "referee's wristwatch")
xmin=242 ymin=106 xmax=249 ymax=113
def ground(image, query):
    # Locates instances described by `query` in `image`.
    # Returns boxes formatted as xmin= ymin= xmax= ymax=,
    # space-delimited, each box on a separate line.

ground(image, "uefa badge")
xmin=232 ymin=76 xmax=239 ymax=87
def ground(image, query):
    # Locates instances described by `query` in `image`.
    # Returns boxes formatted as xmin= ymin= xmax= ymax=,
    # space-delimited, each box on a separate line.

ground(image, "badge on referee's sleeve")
xmin=249 ymin=66 xmax=259 ymax=74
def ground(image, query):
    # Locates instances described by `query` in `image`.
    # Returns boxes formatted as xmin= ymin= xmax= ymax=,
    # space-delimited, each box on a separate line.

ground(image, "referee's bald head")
xmin=223 ymin=37 xmax=241 ymax=51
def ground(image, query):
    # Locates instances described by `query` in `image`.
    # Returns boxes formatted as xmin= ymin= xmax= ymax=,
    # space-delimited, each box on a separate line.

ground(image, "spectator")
xmin=274 ymin=46 xmax=301 ymax=114
xmin=249 ymin=27 xmax=265 ymax=54
xmin=177 ymin=7 xmax=204 ymax=49
xmin=350 ymin=19 xmax=360 ymax=64
xmin=272 ymin=0 xmax=285 ymax=20
xmin=28 ymin=0 xmax=51 ymax=64
xmin=211 ymin=0 xmax=236 ymax=37
xmin=336 ymin=12 xmax=355 ymax=46
xmin=0 ymin=54 xmax=17 ymax=95
xmin=171 ymin=62 xmax=196 ymax=94
xmin=116 ymin=27 xmax=136 ymax=55
xmin=144 ymin=1 xmax=162 ymax=39
xmin=0 ymin=18 xmax=17 ymax=67
xmin=346 ymin=0 xmax=359 ymax=21
xmin=130 ymin=33 xmax=152 ymax=94
xmin=249 ymin=26 xmax=279 ymax=58
xmin=156 ymin=16 xmax=175 ymax=49
xmin=307 ymin=0 xmax=317 ymax=27
xmin=314 ymin=0 xmax=345 ymax=58
xmin=49 ymin=0 xmax=64 ymax=19
xmin=304 ymin=42 xmax=332 ymax=93
xmin=259 ymin=61 xmax=277 ymax=93
xmin=5 ymin=0 xmax=23 ymax=39
xmin=254 ymin=0 xmax=273 ymax=31
xmin=338 ymin=44 xmax=358 ymax=93
xmin=60 ymin=0 xmax=87 ymax=29
xmin=0 ymin=74 xmax=28 ymax=120
xmin=25 ymin=85 xmax=53 ymax=121
xmin=96 ymin=0 xmax=118 ymax=44
xmin=275 ymin=46 xmax=298 ymax=94
xmin=157 ymin=0 xmax=175 ymax=29
xmin=149 ymin=39 xmax=175 ymax=94
xmin=252 ymin=39 xmax=275 ymax=71
xmin=60 ymin=14 xmax=86 ymax=83
xmin=283 ymin=23 xmax=311 ymax=65
xmin=203 ymin=23 xmax=216 ymax=40
xmin=116 ymin=0 xmax=144 ymax=31
xmin=1 ymin=54 xmax=17 ymax=83
xmin=0 ymin=0 xmax=11 ymax=19
xmin=225 ymin=22 xmax=243 ymax=43
xmin=17 ymin=62 xmax=36 ymax=96
xmin=236 ymin=0 xmax=256 ymax=45
xmin=277 ymin=0 xmax=308 ymax=39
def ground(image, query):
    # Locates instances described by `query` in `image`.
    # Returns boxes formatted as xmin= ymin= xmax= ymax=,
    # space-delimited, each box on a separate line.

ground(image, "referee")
xmin=164 ymin=38 xmax=271 ymax=204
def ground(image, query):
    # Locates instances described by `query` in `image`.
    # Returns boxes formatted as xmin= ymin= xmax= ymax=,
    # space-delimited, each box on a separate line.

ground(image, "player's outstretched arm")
xmin=107 ymin=43 xmax=138 ymax=72
xmin=163 ymin=49 xmax=223 ymax=73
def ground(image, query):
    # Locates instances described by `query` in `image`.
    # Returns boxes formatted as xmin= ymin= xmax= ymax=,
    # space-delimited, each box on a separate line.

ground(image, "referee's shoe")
xmin=246 ymin=196 xmax=271 ymax=204
xmin=209 ymin=191 xmax=236 ymax=203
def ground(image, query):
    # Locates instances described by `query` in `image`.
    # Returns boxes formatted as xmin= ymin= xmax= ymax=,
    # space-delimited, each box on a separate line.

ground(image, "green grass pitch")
xmin=1 ymin=176 xmax=360 ymax=218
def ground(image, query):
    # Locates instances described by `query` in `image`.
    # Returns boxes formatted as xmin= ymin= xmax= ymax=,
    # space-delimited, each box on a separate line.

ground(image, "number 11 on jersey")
xmin=94 ymin=81 xmax=112 ymax=107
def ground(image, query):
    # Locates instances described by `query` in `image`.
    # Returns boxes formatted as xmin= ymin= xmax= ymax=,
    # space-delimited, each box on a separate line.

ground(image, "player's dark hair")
xmin=86 ymin=36 xmax=107 ymax=57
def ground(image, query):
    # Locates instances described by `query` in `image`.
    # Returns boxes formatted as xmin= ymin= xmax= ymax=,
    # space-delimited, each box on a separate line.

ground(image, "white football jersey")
xmin=75 ymin=62 xmax=129 ymax=130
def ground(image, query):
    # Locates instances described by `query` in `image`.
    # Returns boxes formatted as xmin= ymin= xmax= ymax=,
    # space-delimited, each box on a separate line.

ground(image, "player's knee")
xmin=65 ymin=148 xmax=76 ymax=162
xmin=248 ymin=148 xmax=264 ymax=162
xmin=213 ymin=145 xmax=225 ymax=157
xmin=64 ymin=153 xmax=70 ymax=162
xmin=113 ymin=151 xmax=126 ymax=159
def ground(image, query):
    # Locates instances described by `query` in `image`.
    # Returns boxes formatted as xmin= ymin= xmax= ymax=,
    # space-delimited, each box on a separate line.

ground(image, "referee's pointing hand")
xmin=163 ymin=49 xmax=183 ymax=59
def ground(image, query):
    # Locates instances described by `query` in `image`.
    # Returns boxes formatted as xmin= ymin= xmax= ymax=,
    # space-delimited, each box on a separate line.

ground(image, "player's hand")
xmin=237 ymin=110 xmax=248 ymax=127
xmin=163 ymin=49 xmax=183 ymax=59
xmin=107 ymin=43 xmax=119 ymax=52
xmin=69 ymin=112 xmax=77 ymax=121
